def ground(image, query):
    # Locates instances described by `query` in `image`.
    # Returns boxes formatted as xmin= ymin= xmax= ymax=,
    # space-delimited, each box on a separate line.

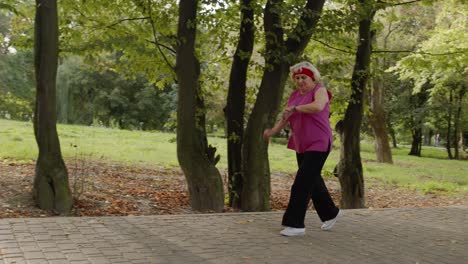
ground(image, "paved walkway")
xmin=0 ymin=206 xmax=466 ymax=264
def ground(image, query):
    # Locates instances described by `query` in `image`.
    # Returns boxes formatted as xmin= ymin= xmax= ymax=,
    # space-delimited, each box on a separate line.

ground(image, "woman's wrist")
xmin=294 ymin=105 xmax=299 ymax=112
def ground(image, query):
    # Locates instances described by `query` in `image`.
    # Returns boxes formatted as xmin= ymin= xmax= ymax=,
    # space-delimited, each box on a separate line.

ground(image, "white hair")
xmin=289 ymin=61 xmax=321 ymax=82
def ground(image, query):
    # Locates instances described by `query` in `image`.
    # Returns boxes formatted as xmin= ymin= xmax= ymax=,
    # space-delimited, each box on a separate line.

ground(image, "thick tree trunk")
xmin=338 ymin=1 xmax=374 ymax=209
xmin=242 ymin=65 xmax=288 ymax=211
xmin=241 ymin=0 xmax=325 ymax=211
xmin=225 ymin=0 xmax=254 ymax=209
xmin=369 ymin=77 xmax=393 ymax=163
xmin=33 ymin=0 xmax=72 ymax=214
xmin=175 ymin=0 xmax=224 ymax=212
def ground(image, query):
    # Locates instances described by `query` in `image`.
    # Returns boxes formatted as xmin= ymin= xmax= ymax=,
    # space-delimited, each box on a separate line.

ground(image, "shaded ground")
xmin=0 ymin=158 xmax=466 ymax=218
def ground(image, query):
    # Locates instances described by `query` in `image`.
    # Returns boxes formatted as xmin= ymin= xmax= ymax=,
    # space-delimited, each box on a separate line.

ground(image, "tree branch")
xmin=71 ymin=3 xmax=176 ymax=68
xmin=147 ymin=0 xmax=175 ymax=72
xmin=378 ymin=0 xmax=422 ymax=7
xmin=72 ymin=7 xmax=100 ymax=24
xmin=373 ymin=49 xmax=468 ymax=56
xmin=311 ymin=38 xmax=354 ymax=54
xmin=286 ymin=0 xmax=326 ymax=55
xmin=106 ymin=17 xmax=151 ymax=28
xmin=311 ymin=38 xmax=467 ymax=56
xmin=145 ymin=39 xmax=176 ymax=54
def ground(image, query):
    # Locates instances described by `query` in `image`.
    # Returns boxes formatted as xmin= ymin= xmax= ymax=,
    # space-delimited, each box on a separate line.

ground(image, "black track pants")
xmin=281 ymin=150 xmax=339 ymax=228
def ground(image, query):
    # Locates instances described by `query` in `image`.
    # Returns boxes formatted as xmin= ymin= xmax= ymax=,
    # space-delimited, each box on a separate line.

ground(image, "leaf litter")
xmin=0 ymin=158 xmax=466 ymax=218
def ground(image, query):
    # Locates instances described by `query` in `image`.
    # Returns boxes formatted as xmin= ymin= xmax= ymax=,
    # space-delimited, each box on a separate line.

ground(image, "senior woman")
xmin=263 ymin=61 xmax=342 ymax=236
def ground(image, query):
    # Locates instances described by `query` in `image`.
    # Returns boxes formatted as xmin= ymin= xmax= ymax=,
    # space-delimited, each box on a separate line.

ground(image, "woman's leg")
xmin=282 ymin=151 xmax=338 ymax=227
xmin=282 ymin=152 xmax=308 ymax=228
xmin=303 ymin=151 xmax=339 ymax=222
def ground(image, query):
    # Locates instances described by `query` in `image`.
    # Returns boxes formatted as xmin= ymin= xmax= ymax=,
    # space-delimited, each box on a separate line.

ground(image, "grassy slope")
xmin=1 ymin=119 xmax=466 ymax=195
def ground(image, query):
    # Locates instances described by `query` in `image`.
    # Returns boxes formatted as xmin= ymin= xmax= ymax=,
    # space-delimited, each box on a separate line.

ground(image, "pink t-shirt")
xmin=287 ymin=83 xmax=333 ymax=153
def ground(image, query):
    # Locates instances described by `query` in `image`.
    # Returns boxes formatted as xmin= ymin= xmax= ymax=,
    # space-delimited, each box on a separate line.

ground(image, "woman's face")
xmin=293 ymin=74 xmax=314 ymax=93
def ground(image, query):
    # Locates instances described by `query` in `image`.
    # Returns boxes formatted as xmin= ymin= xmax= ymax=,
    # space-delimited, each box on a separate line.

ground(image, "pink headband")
xmin=293 ymin=68 xmax=315 ymax=81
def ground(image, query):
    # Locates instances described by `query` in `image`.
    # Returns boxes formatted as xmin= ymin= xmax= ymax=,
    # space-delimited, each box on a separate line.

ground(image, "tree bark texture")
xmin=338 ymin=0 xmax=375 ymax=209
xmin=369 ymin=77 xmax=393 ymax=163
xmin=242 ymin=0 xmax=325 ymax=211
xmin=225 ymin=0 xmax=254 ymax=209
xmin=445 ymin=88 xmax=454 ymax=159
xmin=33 ymin=0 xmax=72 ymax=214
xmin=389 ymin=123 xmax=398 ymax=148
xmin=409 ymin=128 xmax=422 ymax=156
xmin=175 ymin=0 xmax=224 ymax=212
xmin=453 ymin=87 xmax=465 ymax=159
xmin=408 ymin=84 xmax=429 ymax=157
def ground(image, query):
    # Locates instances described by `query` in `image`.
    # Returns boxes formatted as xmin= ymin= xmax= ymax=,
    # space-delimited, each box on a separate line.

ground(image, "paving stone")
xmin=44 ymin=251 xmax=66 ymax=260
xmin=24 ymin=259 xmax=48 ymax=264
xmin=49 ymin=260 xmax=70 ymax=264
xmin=0 ymin=206 xmax=466 ymax=264
xmin=3 ymin=257 xmax=26 ymax=264
xmin=22 ymin=251 xmax=45 ymax=260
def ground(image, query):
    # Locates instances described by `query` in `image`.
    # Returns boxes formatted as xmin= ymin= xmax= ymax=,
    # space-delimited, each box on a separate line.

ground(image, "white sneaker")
xmin=321 ymin=210 xmax=343 ymax=231
xmin=280 ymin=227 xmax=306 ymax=236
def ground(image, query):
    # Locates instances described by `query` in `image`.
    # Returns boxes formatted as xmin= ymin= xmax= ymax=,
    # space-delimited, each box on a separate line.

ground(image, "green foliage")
xmin=0 ymin=51 xmax=34 ymax=120
xmin=2 ymin=0 xmax=466 ymax=158
xmin=390 ymin=0 xmax=467 ymax=93
xmin=7 ymin=1 xmax=34 ymax=51
xmin=57 ymin=0 xmax=179 ymax=85
xmin=56 ymin=56 xmax=176 ymax=130
xmin=0 ymin=12 xmax=12 ymax=54
xmin=0 ymin=91 xmax=32 ymax=120
xmin=385 ymin=0 xmax=467 ymax=153
xmin=0 ymin=1 xmax=22 ymax=16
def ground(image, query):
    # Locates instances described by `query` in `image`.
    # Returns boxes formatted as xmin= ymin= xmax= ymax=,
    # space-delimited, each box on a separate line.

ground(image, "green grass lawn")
xmin=1 ymin=118 xmax=467 ymax=196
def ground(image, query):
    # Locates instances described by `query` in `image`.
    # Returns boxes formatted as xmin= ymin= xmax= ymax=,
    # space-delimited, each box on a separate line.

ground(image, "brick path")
xmin=0 ymin=206 xmax=466 ymax=264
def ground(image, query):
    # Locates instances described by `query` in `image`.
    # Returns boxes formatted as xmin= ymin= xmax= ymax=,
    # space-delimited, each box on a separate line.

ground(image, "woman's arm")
xmin=263 ymin=117 xmax=289 ymax=140
xmin=286 ymin=87 xmax=330 ymax=114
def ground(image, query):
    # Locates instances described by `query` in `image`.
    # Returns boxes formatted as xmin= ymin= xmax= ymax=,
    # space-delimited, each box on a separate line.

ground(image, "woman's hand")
xmin=263 ymin=129 xmax=274 ymax=140
xmin=264 ymin=108 xmax=291 ymax=141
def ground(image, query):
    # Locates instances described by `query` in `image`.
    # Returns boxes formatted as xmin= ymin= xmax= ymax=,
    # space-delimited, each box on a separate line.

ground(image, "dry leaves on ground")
xmin=0 ymin=158 xmax=466 ymax=218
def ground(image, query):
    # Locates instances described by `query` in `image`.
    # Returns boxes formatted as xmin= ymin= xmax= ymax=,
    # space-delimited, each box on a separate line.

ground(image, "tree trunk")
xmin=407 ymin=82 xmax=429 ymax=157
xmin=369 ymin=76 xmax=393 ymax=163
xmin=242 ymin=0 xmax=325 ymax=211
xmin=409 ymin=128 xmax=422 ymax=156
xmin=241 ymin=0 xmax=286 ymax=210
xmin=454 ymin=123 xmax=459 ymax=160
xmin=175 ymin=0 xmax=224 ymax=212
xmin=453 ymin=87 xmax=465 ymax=159
xmin=388 ymin=122 xmax=398 ymax=148
xmin=338 ymin=0 xmax=375 ymax=209
xmin=33 ymin=0 xmax=72 ymax=214
xmin=459 ymin=131 xmax=464 ymax=153
xmin=225 ymin=0 xmax=254 ymax=209
xmin=446 ymin=89 xmax=453 ymax=159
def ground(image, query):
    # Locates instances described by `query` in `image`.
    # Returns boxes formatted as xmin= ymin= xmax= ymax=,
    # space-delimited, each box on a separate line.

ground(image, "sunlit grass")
xmin=1 ymin=118 xmax=467 ymax=196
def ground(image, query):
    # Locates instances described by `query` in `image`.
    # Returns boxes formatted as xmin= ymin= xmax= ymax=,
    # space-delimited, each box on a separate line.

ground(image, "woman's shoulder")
xmin=315 ymin=84 xmax=332 ymax=100
xmin=314 ymin=82 xmax=325 ymax=90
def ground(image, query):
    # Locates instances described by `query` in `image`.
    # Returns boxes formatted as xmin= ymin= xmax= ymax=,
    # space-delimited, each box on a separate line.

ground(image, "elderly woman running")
xmin=263 ymin=61 xmax=342 ymax=236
